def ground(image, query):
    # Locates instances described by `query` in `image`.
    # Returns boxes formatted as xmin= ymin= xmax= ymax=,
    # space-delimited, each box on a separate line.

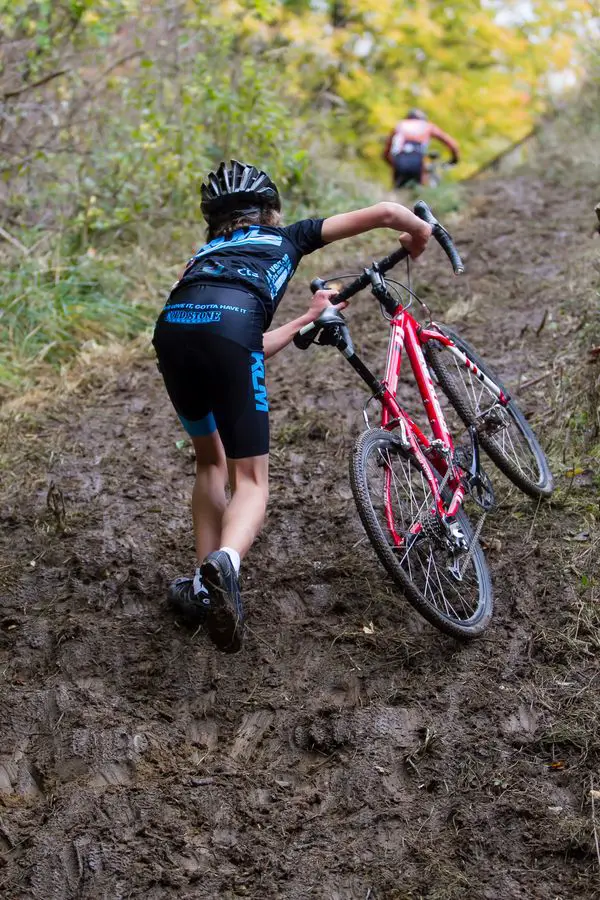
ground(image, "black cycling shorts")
xmin=152 ymin=323 xmax=269 ymax=459
xmin=393 ymin=150 xmax=424 ymax=187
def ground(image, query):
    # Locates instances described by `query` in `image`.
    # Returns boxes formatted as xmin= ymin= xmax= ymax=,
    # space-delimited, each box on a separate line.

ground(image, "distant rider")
xmin=383 ymin=109 xmax=460 ymax=188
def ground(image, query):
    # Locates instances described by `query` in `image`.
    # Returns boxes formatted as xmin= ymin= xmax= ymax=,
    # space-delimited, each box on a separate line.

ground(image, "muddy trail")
xmin=1 ymin=160 xmax=599 ymax=899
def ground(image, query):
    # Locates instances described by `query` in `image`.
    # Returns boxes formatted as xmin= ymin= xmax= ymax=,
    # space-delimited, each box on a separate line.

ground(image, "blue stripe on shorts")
xmin=178 ymin=411 xmax=217 ymax=437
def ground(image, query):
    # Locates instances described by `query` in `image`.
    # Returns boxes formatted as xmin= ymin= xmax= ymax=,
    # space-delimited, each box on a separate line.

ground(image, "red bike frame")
xmin=295 ymin=220 xmax=510 ymax=551
xmin=376 ymin=308 xmax=509 ymax=547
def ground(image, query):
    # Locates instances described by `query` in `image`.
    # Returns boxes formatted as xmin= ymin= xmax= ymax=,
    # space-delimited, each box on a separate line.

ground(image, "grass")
xmin=409 ymin=179 xmax=465 ymax=219
xmin=0 ymin=144 xmax=387 ymax=403
xmin=0 ymin=248 xmax=155 ymax=397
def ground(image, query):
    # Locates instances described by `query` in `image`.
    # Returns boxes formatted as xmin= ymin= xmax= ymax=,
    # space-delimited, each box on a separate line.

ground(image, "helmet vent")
xmin=201 ymin=160 xmax=280 ymax=220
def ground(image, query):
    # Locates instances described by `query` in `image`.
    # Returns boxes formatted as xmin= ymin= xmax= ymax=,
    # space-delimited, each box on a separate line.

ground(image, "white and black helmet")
xmin=406 ymin=108 xmax=428 ymax=121
xmin=200 ymin=160 xmax=281 ymax=219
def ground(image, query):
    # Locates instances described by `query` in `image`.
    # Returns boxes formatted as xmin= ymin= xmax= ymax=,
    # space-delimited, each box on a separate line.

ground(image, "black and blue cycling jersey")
xmin=153 ymin=217 xmax=326 ymax=456
xmin=164 ymin=218 xmax=325 ymax=346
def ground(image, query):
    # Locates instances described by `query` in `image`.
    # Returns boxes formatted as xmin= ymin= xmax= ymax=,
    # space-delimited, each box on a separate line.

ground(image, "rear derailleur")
xmin=412 ymin=511 xmax=470 ymax=583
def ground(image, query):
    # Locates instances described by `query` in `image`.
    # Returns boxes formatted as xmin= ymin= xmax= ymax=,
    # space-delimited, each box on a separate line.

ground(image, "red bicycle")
xmin=294 ymin=201 xmax=553 ymax=639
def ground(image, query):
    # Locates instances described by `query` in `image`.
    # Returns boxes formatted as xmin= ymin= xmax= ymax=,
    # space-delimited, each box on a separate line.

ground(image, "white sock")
xmin=193 ymin=568 xmax=205 ymax=595
xmin=220 ymin=546 xmax=241 ymax=575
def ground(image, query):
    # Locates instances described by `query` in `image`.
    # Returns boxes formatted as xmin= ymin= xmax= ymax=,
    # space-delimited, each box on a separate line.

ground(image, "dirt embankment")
xmin=1 ymin=158 xmax=599 ymax=899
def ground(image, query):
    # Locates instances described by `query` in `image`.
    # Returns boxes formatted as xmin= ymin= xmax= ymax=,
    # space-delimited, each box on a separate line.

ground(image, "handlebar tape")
xmin=413 ymin=200 xmax=464 ymax=275
xmin=377 ymin=246 xmax=410 ymax=274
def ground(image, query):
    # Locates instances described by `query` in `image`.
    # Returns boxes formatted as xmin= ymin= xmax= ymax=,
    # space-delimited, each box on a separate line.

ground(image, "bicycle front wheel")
xmin=350 ymin=428 xmax=493 ymax=640
xmin=424 ymin=326 xmax=553 ymax=499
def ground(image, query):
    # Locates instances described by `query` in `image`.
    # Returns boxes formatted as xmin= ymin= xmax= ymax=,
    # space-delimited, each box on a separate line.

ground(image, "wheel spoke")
xmin=442 ymin=348 xmax=542 ymax=487
xmin=364 ymin=441 xmax=483 ymax=625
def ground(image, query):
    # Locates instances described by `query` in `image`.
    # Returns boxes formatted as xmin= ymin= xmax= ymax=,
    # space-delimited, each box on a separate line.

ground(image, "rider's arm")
xmin=321 ymin=202 xmax=432 ymax=258
xmin=263 ymin=290 xmax=342 ymax=359
xmin=429 ymin=124 xmax=460 ymax=163
xmin=382 ymin=130 xmax=394 ymax=164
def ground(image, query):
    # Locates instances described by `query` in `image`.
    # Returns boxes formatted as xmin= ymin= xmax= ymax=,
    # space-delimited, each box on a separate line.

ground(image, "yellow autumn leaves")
xmin=199 ymin=0 xmax=592 ymax=176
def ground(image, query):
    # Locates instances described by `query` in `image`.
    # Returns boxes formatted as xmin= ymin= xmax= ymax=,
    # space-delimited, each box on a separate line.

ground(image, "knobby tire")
xmin=424 ymin=326 xmax=553 ymax=498
xmin=350 ymin=428 xmax=493 ymax=640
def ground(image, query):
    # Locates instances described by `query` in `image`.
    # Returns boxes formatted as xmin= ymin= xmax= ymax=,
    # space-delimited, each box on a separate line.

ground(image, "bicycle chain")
xmin=437 ymin=465 xmax=452 ymax=494
xmin=418 ymin=462 xmax=452 ymax=542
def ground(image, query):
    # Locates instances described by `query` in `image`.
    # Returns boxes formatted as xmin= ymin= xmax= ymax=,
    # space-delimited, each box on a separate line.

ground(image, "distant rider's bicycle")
xmin=424 ymin=150 xmax=455 ymax=188
xmin=294 ymin=201 xmax=553 ymax=639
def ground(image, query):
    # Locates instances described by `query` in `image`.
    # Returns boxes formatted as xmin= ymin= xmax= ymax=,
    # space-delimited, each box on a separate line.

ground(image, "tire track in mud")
xmin=1 ymin=169 xmax=599 ymax=898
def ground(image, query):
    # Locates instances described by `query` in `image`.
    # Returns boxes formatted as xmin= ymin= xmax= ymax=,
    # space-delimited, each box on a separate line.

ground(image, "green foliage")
xmin=0 ymin=0 xmax=133 ymax=78
xmin=69 ymin=48 xmax=310 ymax=245
xmin=0 ymin=250 xmax=150 ymax=392
xmin=2 ymin=0 xmax=591 ymax=242
xmin=2 ymin=4 xmax=322 ymax=249
xmin=0 ymin=0 xmax=594 ymax=396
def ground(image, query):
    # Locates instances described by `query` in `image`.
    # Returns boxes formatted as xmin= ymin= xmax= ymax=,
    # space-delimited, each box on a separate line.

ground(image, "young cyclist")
xmin=153 ymin=160 xmax=432 ymax=653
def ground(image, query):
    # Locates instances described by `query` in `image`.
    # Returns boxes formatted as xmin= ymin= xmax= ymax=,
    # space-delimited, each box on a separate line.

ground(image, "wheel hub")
xmin=476 ymin=405 xmax=510 ymax=436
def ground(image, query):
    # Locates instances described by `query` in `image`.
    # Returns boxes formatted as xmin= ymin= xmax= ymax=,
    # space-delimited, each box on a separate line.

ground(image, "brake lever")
xmin=310 ymin=277 xmax=328 ymax=294
xmin=294 ymin=305 xmax=349 ymax=350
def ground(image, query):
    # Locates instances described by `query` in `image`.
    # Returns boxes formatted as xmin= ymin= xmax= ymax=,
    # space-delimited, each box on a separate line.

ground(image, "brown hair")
xmin=206 ymin=206 xmax=282 ymax=241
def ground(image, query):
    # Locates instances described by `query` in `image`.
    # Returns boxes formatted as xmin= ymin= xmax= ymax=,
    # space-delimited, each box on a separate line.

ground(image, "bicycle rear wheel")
xmin=424 ymin=326 xmax=553 ymax=498
xmin=350 ymin=428 xmax=493 ymax=640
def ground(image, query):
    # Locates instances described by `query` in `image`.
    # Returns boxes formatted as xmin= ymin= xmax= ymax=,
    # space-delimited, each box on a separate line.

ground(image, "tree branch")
xmin=2 ymin=68 xmax=70 ymax=101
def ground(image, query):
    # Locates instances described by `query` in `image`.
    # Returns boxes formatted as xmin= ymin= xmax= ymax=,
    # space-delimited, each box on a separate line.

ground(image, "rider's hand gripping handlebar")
xmin=293 ymin=201 xmax=464 ymax=349
xmin=294 ymin=278 xmax=350 ymax=350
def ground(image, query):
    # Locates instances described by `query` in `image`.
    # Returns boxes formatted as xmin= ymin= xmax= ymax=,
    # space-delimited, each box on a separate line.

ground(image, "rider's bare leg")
xmin=221 ymin=454 xmax=270 ymax=559
xmin=191 ymin=432 xmax=228 ymax=561
xmin=191 ymin=435 xmax=269 ymax=563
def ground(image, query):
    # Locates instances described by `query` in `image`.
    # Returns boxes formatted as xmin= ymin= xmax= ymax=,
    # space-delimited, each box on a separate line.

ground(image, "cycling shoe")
xmin=200 ymin=551 xmax=245 ymax=653
xmin=168 ymin=577 xmax=211 ymax=628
